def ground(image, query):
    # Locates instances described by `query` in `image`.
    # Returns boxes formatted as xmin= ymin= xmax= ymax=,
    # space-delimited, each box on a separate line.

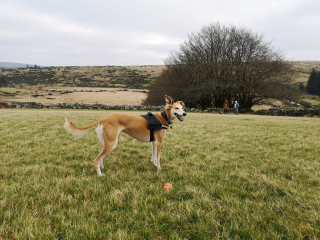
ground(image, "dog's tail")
xmin=64 ymin=113 xmax=101 ymax=136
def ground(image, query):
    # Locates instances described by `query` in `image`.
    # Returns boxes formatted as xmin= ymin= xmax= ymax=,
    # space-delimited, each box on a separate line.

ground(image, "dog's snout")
xmin=183 ymin=112 xmax=187 ymax=116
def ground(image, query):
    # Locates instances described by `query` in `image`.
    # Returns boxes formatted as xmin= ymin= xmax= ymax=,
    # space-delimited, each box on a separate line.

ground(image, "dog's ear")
xmin=165 ymin=95 xmax=174 ymax=105
xmin=179 ymin=101 xmax=186 ymax=109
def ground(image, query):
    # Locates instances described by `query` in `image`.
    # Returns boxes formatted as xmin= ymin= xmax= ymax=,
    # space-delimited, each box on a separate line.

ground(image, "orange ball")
xmin=163 ymin=183 xmax=172 ymax=190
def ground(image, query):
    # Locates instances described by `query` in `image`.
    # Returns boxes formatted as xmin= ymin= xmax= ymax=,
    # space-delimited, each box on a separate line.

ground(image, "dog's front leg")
xmin=156 ymin=142 xmax=162 ymax=170
xmin=151 ymin=142 xmax=158 ymax=167
xmin=100 ymin=160 xmax=104 ymax=169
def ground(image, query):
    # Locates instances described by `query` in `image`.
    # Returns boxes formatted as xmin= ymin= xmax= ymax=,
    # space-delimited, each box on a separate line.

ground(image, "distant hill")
xmin=1 ymin=61 xmax=319 ymax=88
xmin=0 ymin=62 xmax=37 ymax=68
xmin=0 ymin=65 xmax=165 ymax=89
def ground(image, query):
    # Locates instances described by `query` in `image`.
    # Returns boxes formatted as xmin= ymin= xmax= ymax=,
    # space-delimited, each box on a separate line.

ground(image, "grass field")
xmin=1 ymin=109 xmax=320 ymax=239
xmin=300 ymin=95 xmax=320 ymax=107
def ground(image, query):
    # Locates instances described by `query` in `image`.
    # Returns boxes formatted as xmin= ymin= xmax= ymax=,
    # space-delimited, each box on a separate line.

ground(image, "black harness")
xmin=141 ymin=111 xmax=171 ymax=142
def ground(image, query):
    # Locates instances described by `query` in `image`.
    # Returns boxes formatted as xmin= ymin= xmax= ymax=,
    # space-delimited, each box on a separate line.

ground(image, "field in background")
xmin=1 ymin=61 xmax=320 ymax=108
xmin=300 ymin=95 xmax=320 ymax=107
xmin=1 ymin=109 xmax=320 ymax=239
xmin=0 ymin=87 xmax=147 ymax=105
xmin=292 ymin=61 xmax=320 ymax=83
xmin=0 ymin=65 xmax=165 ymax=89
xmin=3 ymin=86 xmax=320 ymax=109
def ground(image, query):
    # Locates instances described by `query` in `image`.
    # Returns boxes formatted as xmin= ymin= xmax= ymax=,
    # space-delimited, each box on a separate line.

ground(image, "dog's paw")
xmin=151 ymin=159 xmax=158 ymax=167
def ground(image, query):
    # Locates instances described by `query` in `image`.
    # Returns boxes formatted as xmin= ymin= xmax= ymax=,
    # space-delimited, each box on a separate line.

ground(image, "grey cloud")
xmin=0 ymin=0 xmax=319 ymax=66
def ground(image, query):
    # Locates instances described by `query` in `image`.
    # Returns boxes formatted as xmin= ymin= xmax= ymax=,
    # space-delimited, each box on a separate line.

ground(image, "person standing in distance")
xmin=223 ymin=100 xmax=229 ymax=114
xmin=234 ymin=101 xmax=239 ymax=114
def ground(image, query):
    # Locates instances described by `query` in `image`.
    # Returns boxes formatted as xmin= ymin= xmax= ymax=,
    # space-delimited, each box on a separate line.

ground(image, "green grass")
xmin=1 ymin=110 xmax=320 ymax=239
xmin=300 ymin=95 xmax=320 ymax=107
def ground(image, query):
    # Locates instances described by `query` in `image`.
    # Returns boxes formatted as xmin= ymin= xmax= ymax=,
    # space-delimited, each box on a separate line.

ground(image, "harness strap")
xmin=150 ymin=125 xmax=169 ymax=141
xmin=150 ymin=124 xmax=169 ymax=141
xmin=150 ymin=129 xmax=155 ymax=142
xmin=161 ymin=111 xmax=169 ymax=121
xmin=161 ymin=111 xmax=172 ymax=125
xmin=141 ymin=112 xmax=169 ymax=142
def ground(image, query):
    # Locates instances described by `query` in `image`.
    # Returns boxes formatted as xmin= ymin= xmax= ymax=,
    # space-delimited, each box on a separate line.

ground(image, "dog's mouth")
xmin=174 ymin=113 xmax=184 ymax=121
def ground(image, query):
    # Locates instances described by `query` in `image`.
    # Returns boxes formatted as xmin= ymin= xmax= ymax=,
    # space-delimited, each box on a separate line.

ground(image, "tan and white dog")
xmin=64 ymin=95 xmax=186 ymax=176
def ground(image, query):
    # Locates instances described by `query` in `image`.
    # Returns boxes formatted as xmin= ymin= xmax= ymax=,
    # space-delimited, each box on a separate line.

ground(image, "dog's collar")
xmin=161 ymin=111 xmax=172 ymax=125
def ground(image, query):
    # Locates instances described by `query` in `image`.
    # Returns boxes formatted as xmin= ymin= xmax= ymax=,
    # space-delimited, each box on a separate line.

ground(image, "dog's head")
xmin=165 ymin=95 xmax=187 ymax=121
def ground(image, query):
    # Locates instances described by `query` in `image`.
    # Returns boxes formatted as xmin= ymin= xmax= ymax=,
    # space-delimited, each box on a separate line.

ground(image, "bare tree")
xmin=144 ymin=23 xmax=298 ymax=109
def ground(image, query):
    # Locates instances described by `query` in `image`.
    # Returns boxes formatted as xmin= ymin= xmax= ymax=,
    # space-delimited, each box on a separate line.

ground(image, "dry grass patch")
xmin=125 ymin=65 xmax=165 ymax=76
xmin=292 ymin=61 xmax=320 ymax=83
xmin=0 ymin=87 xmax=147 ymax=105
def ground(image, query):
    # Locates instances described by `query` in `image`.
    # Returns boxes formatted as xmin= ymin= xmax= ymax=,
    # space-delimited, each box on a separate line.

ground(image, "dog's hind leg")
xmin=93 ymin=124 xmax=119 ymax=176
xmin=96 ymin=123 xmax=105 ymax=169
xmin=93 ymin=144 xmax=116 ymax=176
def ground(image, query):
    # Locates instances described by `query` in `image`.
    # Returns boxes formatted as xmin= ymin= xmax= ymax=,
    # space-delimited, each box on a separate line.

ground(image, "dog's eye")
xmin=175 ymin=107 xmax=179 ymax=110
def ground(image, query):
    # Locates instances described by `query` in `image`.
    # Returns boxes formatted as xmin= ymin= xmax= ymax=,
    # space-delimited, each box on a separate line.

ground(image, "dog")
xmin=64 ymin=95 xmax=186 ymax=176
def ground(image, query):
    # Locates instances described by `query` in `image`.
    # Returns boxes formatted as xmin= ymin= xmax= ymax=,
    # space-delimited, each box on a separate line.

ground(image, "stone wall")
xmin=254 ymin=108 xmax=320 ymax=117
xmin=7 ymin=101 xmax=196 ymax=111
xmin=8 ymin=102 xmax=157 ymax=111
xmin=4 ymin=102 xmax=320 ymax=116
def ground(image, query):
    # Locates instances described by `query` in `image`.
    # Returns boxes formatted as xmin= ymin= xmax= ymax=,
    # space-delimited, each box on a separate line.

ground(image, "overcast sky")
xmin=1 ymin=0 xmax=319 ymax=66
